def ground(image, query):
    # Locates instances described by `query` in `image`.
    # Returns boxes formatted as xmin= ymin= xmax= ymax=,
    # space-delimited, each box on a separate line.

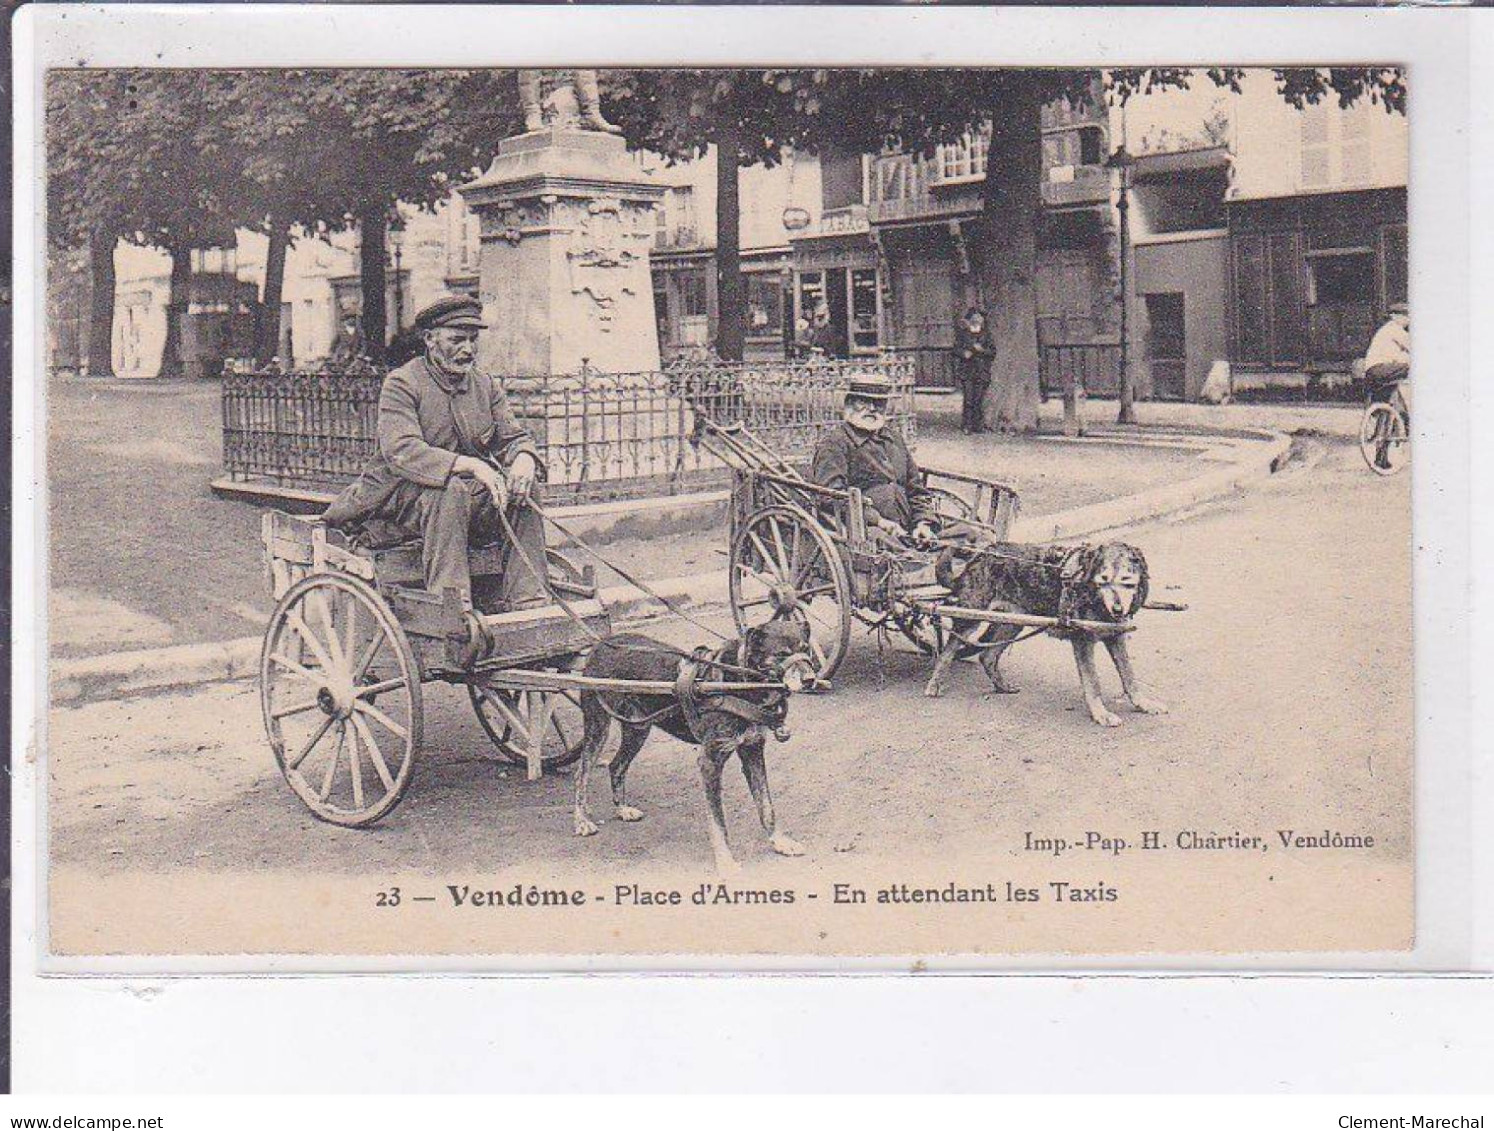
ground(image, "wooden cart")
xmin=258 ymin=510 xmax=615 ymax=827
xmin=695 ymin=418 xmax=1037 ymax=681
xmin=259 ymin=510 xmax=798 ymax=828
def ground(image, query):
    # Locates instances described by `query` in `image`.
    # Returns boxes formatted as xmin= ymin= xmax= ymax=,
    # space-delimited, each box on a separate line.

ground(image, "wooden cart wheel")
xmin=730 ymin=505 xmax=852 ymax=681
xmin=260 ymin=572 xmax=423 ymax=828
xmin=467 ymin=683 xmax=586 ymax=770
xmin=1359 ymin=402 xmax=1410 ymax=476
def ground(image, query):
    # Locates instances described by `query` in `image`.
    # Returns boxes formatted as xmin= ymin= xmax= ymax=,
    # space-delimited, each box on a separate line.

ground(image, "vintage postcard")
xmin=19 ymin=7 xmax=1445 ymax=967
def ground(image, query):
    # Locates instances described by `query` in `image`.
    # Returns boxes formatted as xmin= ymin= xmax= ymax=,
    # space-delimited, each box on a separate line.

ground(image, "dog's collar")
xmin=673 ymin=655 xmax=789 ymax=743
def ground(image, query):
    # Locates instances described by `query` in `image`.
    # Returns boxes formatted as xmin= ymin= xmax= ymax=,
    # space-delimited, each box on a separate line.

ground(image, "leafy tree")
xmin=605 ymin=71 xmax=809 ymax=362
xmin=621 ymin=67 xmax=1404 ymax=428
xmin=47 ymin=68 xmax=523 ymax=373
xmin=47 ymin=71 xmax=185 ymax=377
xmin=287 ymin=69 xmax=522 ymax=362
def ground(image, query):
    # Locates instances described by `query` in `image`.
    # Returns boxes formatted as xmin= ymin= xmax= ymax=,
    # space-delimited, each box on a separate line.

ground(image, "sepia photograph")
xmin=34 ymin=53 xmax=1416 ymax=961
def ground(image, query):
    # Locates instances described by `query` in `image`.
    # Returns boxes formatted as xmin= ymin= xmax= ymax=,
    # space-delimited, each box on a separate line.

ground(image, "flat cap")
xmin=414 ymin=294 xmax=487 ymax=333
xmin=844 ymin=374 xmax=896 ymax=402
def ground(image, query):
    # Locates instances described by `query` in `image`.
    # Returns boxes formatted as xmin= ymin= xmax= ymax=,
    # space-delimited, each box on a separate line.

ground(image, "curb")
xmin=1008 ymin=429 xmax=1290 ymax=543
xmin=53 ymin=428 xmax=1285 ymax=707
xmin=49 ymin=573 xmax=729 ymax=707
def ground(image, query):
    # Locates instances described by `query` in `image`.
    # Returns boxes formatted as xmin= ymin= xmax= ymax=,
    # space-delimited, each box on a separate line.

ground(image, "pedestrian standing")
xmin=954 ymin=306 xmax=993 ymax=433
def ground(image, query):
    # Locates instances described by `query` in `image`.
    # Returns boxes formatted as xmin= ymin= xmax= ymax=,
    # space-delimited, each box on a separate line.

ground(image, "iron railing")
xmin=221 ymin=356 xmax=917 ymax=505
xmin=1039 ymin=341 xmax=1121 ymax=399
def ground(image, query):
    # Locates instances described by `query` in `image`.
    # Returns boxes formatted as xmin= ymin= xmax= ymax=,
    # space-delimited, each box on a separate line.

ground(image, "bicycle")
xmin=1359 ymin=376 xmax=1410 ymax=477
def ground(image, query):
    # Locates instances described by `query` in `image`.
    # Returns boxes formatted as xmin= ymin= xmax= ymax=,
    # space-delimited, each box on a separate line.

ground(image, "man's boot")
xmin=576 ymin=70 xmax=622 ymax=134
xmin=518 ymin=70 xmax=546 ymax=133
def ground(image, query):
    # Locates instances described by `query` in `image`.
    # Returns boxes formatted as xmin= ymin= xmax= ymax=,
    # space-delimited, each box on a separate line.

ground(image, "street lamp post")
xmin=391 ymin=238 xmax=404 ymax=335
xmin=1107 ymin=144 xmax=1138 ymax=425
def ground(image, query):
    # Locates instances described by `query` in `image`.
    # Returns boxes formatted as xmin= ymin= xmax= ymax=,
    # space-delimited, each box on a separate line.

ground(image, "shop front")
xmin=1228 ymin=186 xmax=1407 ymax=375
xmin=790 ymin=224 xmax=882 ymax=361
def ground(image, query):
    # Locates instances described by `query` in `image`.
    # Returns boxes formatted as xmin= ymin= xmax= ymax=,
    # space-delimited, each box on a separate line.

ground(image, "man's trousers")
xmin=380 ymin=477 xmax=550 ymax=610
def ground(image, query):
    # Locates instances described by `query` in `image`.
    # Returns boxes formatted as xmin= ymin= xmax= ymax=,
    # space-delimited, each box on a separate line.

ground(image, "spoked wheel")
xmin=468 ymin=682 xmax=586 ymax=771
xmin=260 ymin=572 xmax=423 ymax=828
xmin=730 ymin=505 xmax=852 ymax=682
xmin=1359 ymin=403 xmax=1410 ymax=476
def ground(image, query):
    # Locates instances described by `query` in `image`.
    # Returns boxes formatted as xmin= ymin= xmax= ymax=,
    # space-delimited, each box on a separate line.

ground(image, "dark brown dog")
xmin=924 ymin=541 xmax=1167 ymax=727
xmin=572 ymin=619 xmax=812 ymax=873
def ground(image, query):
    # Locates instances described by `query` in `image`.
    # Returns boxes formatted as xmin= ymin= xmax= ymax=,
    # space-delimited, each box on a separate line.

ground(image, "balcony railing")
xmin=220 ymin=356 xmax=917 ymax=505
xmin=867 ymin=193 xmax=982 ymax=226
xmin=1041 ymin=165 xmax=1112 ymax=208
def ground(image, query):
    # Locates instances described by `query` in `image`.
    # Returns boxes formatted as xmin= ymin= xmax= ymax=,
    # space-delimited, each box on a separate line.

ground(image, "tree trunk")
xmin=158 ymin=237 xmax=192 ymax=379
xmin=978 ymin=79 xmax=1044 ymax=434
xmin=85 ymin=228 xmax=117 ymax=378
xmin=257 ymin=220 xmax=290 ymax=366
xmin=358 ymin=201 xmax=387 ymax=364
xmin=714 ymin=127 xmax=745 ymax=363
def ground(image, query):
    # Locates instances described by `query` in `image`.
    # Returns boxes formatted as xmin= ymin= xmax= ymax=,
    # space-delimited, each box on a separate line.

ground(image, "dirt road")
xmin=44 ymin=437 xmax=1412 ymax=957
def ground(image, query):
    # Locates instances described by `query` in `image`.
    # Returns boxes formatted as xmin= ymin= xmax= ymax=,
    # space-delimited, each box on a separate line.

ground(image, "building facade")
xmin=647 ymin=152 xmax=823 ymax=363
xmin=1226 ymin=81 xmax=1408 ymax=381
xmin=1126 ymin=73 xmax=1408 ymax=398
xmin=795 ymin=81 xmax=1118 ymax=391
xmin=55 ymin=73 xmax=1407 ymax=398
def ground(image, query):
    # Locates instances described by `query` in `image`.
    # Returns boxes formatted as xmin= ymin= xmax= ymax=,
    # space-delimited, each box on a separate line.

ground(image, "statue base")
xmin=459 ymin=129 xmax=665 ymax=377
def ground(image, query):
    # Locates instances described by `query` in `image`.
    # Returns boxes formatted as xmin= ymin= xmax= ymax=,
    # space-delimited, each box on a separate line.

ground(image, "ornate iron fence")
xmin=221 ymin=356 xmax=917 ymax=505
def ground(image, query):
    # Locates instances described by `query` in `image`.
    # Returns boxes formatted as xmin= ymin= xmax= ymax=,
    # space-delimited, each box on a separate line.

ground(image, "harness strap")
xmin=674 ymin=657 xmax=708 ymax=741
xmin=711 ymin=694 xmax=789 ymax=728
xmin=673 ymin=654 xmax=788 ymax=743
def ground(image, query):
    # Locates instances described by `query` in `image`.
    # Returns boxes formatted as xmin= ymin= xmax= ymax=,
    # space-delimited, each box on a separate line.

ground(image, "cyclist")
xmin=1362 ymin=303 xmax=1410 ymax=472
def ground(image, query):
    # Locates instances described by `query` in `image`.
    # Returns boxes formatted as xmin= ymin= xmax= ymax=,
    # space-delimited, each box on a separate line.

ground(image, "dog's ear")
xmin=1080 ymin=544 xmax=1106 ymax=584
xmin=1126 ymin=545 xmax=1150 ymax=613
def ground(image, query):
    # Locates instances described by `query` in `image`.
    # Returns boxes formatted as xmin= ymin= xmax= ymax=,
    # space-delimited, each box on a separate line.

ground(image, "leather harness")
xmin=673 ymin=647 xmax=791 ymax=743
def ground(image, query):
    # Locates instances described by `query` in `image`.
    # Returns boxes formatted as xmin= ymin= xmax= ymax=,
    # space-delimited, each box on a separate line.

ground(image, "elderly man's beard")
xmin=845 ymin=405 xmax=888 ymax=434
xmin=427 ymin=336 xmax=477 ymax=379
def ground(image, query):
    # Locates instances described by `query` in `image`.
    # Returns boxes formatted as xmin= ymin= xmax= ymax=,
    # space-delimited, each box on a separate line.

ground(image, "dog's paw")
xmin=1130 ymin=694 xmax=1169 ymax=716
xmin=990 ymin=682 xmax=1020 ymax=695
xmin=923 ymin=681 xmax=946 ymax=699
xmin=714 ymin=854 xmax=744 ymax=877
xmin=615 ymin=805 xmax=645 ymax=823
xmin=574 ymin=813 xmax=600 ymax=837
xmin=769 ymin=832 xmax=806 ymax=858
xmin=1090 ymin=707 xmax=1123 ymax=728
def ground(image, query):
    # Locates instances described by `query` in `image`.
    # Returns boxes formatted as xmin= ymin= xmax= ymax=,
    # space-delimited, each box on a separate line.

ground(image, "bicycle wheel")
xmin=1359 ymin=403 xmax=1410 ymax=476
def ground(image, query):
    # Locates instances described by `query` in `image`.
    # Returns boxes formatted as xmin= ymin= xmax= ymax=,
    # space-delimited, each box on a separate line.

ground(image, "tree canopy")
xmin=603 ymin=66 xmax=1405 ymax=425
xmin=47 ymin=68 xmax=524 ymax=370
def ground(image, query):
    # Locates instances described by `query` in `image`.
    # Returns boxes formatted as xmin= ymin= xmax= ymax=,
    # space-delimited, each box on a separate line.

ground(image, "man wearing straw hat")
xmin=323 ymin=294 xmax=550 ymax=660
xmin=810 ymin=374 xmax=938 ymax=548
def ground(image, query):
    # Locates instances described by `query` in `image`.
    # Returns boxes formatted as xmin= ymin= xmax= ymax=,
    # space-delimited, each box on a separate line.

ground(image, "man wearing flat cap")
xmin=810 ymin=375 xmax=938 ymax=547
xmin=323 ymin=294 xmax=550 ymax=652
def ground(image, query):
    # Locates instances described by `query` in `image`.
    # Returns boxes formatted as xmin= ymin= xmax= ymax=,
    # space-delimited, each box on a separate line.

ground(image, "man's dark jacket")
xmin=323 ymin=355 xmax=541 ymax=527
xmin=810 ymin=422 xmax=934 ymax=530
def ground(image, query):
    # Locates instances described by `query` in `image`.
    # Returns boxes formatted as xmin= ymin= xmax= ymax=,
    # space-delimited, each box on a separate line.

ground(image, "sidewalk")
xmin=917 ymin=389 xmax=1362 ymax=440
xmin=44 ymin=373 xmax=1283 ymax=669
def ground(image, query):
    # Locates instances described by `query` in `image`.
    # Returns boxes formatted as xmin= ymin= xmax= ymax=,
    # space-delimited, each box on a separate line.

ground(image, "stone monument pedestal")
xmin=459 ymin=129 xmax=665 ymax=377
